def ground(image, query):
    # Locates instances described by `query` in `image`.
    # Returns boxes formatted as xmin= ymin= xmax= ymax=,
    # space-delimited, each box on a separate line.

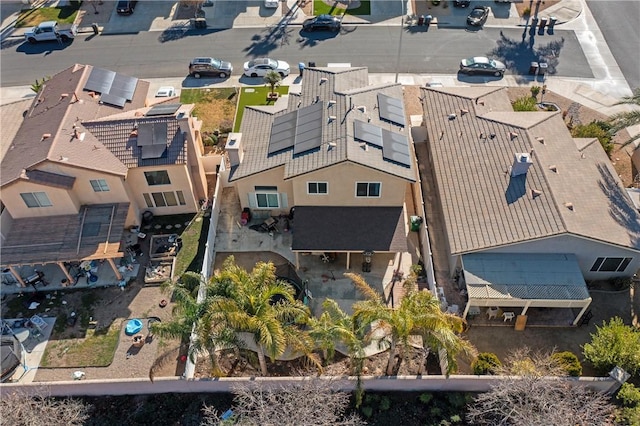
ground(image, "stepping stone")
xmin=154 ymin=224 xmax=162 ymax=229
xmin=174 ymin=224 xmax=181 ymax=229
xmin=166 ymin=225 xmax=173 ymax=230
xmin=184 ymin=221 xmax=191 ymax=226
xmin=195 ymin=217 xmax=202 ymax=222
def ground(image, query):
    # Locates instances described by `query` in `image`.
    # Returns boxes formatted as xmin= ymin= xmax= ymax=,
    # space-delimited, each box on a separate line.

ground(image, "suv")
xmin=454 ymin=0 xmax=471 ymax=7
xmin=188 ymin=57 xmax=233 ymax=79
xmin=302 ymin=15 xmax=341 ymax=32
xmin=116 ymin=0 xmax=137 ymax=15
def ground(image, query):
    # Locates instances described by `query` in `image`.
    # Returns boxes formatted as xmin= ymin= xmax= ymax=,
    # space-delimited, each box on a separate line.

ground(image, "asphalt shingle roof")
xmin=422 ymin=86 xmax=640 ymax=254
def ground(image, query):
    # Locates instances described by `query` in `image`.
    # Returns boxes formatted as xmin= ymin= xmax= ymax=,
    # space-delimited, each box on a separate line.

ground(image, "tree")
xmin=571 ymin=120 xmax=614 ymax=156
xmin=582 ymin=316 xmax=640 ymax=376
xmin=202 ymin=379 xmax=365 ymax=426
xmin=609 ymin=88 xmax=640 ymax=146
xmin=0 ymin=389 xmax=89 ymax=426
xmin=208 ymin=256 xmax=319 ymax=376
xmin=466 ymin=348 xmax=617 ymax=426
xmin=348 ymin=272 xmax=475 ymax=376
xmin=264 ymin=70 xmax=282 ymax=96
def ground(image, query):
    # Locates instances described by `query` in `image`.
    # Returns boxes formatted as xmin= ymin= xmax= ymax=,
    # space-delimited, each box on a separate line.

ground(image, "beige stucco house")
xmin=0 ymin=64 xmax=207 ymax=286
xmin=225 ymin=67 xmax=419 ymax=269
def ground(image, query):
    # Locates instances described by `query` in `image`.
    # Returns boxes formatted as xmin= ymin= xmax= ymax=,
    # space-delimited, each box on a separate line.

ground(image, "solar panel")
xmin=84 ymin=67 xmax=116 ymax=94
xmin=141 ymin=144 xmax=167 ymax=159
xmin=293 ymin=101 xmax=323 ymax=155
xmin=137 ymin=123 xmax=154 ymax=146
xmin=153 ymin=122 xmax=167 ymax=146
xmin=99 ymin=92 xmax=127 ymax=108
xmin=146 ymin=104 xmax=181 ymax=117
xmin=378 ymin=93 xmax=406 ymax=127
xmin=381 ymin=128 xmax=411 ymax=167
xmin=353 ymin=120 xmax=383 ymax=147
xmin=109 ymin=73 xmax=138 ymax=101
xmin=268 ymin=111 xmax=297 ymax=155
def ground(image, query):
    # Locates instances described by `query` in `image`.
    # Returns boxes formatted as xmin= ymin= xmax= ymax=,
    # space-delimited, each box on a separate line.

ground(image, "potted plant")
xmin=264 ymin=70 xmax=282 ymax=101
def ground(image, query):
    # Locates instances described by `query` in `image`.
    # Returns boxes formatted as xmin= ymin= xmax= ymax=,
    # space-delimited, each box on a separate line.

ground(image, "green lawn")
xmin=173 ymin=212 xmax=209 ymax=277
xmin=234 ymin=86 xmax=289 ymax=132
xmin=15 ymin=5 xmax=80 ymax=28
xmin=314 ymin=0 xmax=371 ymax=16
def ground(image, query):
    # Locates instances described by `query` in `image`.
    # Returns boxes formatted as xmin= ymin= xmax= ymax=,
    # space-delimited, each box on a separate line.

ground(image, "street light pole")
xmin=395 ymin=0 xmax=405 ymax=83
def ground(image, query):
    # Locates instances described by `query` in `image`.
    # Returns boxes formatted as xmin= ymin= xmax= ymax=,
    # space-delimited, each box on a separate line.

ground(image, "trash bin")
xmin=538 ymin=17 xmax=547 ymax=30
xmin=529 ymin=62 xmax=539 ymax=75
xmin=298 ymin=62 xmax=305 ymax=77
xmin=410 ymin=216 xmax=423 ymax=232
xmin=417 ymin=15 xmax=424 ymax=26
xmin=193 ymin=18 xmax=206 ymax=29
xmin=538 ymin=62 xmax=548 ymax=76
xmin=91 ymin=23 xmax=99 ymax=35
xmin=548 ymin=16 xmax=557 ymax=30
xmin=530 ymin=17 xmax=538 ymax=31
xmin=308 ymin=61 xmax=316 ymax=68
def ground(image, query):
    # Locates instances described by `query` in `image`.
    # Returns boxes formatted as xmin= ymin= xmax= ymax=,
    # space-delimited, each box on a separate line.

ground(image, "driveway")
xmin=101 ymin=1 xmax=178 ymax=35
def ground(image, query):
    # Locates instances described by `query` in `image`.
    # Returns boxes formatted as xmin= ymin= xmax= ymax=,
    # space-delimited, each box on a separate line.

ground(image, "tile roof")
xmin=229 ymin=67 xmax=416 ymax=183
xmin=24 ymin=169 xmax=76 ymax=189
xmin=0 ymin=64 xmax=150 ymax=188
xmin=422 ymin=86 xmax=640 ymax=254
xmin=291 ymin=206 xmax=407 ymax=252
xmin=0 ymin=203 xmax=129 ymax=265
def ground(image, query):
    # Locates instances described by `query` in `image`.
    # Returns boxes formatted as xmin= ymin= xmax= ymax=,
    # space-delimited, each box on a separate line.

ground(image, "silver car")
xmin=459 ymin=56 xmax=506 ymax=77
xmin=243 ymin=58 xmax=290 ymax=78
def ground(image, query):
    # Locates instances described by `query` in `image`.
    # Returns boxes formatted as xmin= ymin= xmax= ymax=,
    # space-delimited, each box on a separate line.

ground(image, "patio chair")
xmin=502 ymin=311 xmax=515 ymax=322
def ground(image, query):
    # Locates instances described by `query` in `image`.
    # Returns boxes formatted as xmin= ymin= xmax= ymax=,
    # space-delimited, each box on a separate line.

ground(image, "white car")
xmin=264 ymin=0 xmax=279 ymax=8
xmin=155 ymin=86 xmax=176 ymax=97
xmin=243 ymin=58 xmax=290 ymax=78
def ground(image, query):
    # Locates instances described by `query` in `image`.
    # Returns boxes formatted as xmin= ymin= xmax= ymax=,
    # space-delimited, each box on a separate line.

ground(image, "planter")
xmin=267 ymin=92 xmax=280 ymax=101
xmin=538 ymin=102 xmax=560 ymax=112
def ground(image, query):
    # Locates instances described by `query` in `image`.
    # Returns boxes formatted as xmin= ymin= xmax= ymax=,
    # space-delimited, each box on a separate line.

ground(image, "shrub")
xmin=512 ymin=96 xmax=538 ymax=111
xmin=530 ymin=85 xmax=541 ymax=99
xmin=551 ymin=351 xmax=582 ymax=376
xmin=617 ymin=383 xmax=640 ymax=407
xmin=419 ymin=393 xmax=433 ymax=404
xmin=472 ymin=352 xmax=502 ymax=375
xmin=379 ymin=396 xmax=391 ymax=411
xmin=522 ymin=7 xmax=531 ymax=17
xmin=570 ymin=120 xmax=614 ymax=156
xmin=582 ymin=317 xmax=640 ymax=376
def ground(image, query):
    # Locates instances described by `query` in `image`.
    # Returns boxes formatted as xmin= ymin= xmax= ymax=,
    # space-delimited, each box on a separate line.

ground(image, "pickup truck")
xmin=24 ymin=21 xmax=78 ymax=44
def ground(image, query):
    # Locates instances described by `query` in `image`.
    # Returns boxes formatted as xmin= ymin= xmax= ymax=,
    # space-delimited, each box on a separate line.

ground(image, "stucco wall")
xmin=126 ymin=164 xmax=199 ymax=215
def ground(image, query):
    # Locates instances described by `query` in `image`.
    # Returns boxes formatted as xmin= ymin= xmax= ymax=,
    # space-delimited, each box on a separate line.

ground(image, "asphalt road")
xmin=0 ymin=26 xmax=590 ymax=86
xmin=586 ymin=0 xmax=640 ymax=91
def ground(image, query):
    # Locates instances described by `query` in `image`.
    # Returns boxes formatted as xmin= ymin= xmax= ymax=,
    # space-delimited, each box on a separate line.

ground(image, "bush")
xmin=512 ymin=96 xmax=538 ymax=112
xmin=570 ymin=120 xmax=614 ymax=156
xmin=419 ymin=393 xmax=433 ymax=404
xmin=522 ymin=7 xmax=531 ymax=17
xmin=582 ymin=317 xmax=640 ymax=376
xmin=472 ymin=352 xmax=502 ymax=375
xmin=551 ymin=351 xmax=582 ymax=376
xmin=617 ymin=383 xmax=640 ymax=407
xmin=530 ymin=85 xmax=541 ymax=99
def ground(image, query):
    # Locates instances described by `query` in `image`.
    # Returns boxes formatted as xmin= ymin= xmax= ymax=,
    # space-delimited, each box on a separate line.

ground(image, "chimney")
xmin=510 ymin=152 xmax=533 ymax=177
xmin=225 ymin=132 xmax=244 ymax=167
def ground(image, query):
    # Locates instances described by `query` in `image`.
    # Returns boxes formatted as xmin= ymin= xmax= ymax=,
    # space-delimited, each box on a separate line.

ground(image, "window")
xmin=308 ymin=182 xmax=328 ymax=195
xmin=144 ymin=170 xmax=171 ymax=186
xmin=143 ymin=191 xmax=187 ymax=208
xmin=20 ymin=192 xmax=52 ymax=208
xmin=590 ymin=257 xmax=633 ymax=272
xmin=256 ymin=193 xmax=279 ymax=208
xmin=90 ymin=179 xmax=110 ymax=192
xmin=356 ymin=182 xmax=381 ymax=197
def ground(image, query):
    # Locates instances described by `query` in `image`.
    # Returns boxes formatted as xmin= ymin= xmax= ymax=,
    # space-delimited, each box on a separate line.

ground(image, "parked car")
xmin=188 ymin=57 xmax=233 ymax=79
xmin=243 ymin=58 xmax=290 ymax=78
xmin=116 ymin=0 xmax=137 ymax=15
xmin=155 ymin=86 xmax=176 ymax=97
xmin=24 ymin=21 xmax=77 ymax=43
xmin=459 ymin=56 xmax=506 ymax=77
xmin=467 ymin=5 xmax=490 ymax=26
xmin=454 ymin=0 xmax=471 ymax=7
xmin=302 ymin=14 xmax=341 ymax=32
xmin=264 ymin=0 xmax=279 ymax=8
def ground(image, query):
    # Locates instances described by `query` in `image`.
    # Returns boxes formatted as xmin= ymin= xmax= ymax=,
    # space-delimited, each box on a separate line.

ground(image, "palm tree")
xmin=209 ymin=256 xmax=319 ymax=376
xmin=347 ymin=272 xmax=475 ymax=376
xmin=610 ymin=88 xmax=640 ymax=146
xmin=264 ymin=70 xmax=282 ymax=98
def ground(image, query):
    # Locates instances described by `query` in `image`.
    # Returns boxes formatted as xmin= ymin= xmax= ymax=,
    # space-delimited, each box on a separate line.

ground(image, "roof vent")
xmin=297 ymin=100 xmax=302 ymax=108
xmin=439 ymin=131 xmax=444 ymax=140
xmin=448 ymin=114 xmax=457 ymax=120
xmin=489 ymin=132 xmax=496 ymax=139
xmin=479 ymin=132 xmax=485 ymax=139
xmin=73 ymin=128 xmax=86 ymax=141
xmin=315 ymin=95 xmax=320 ymax=103
xmin=327 ymin=142 xmax=337 ymax=150
xmin=135 ymin=111 xmax=144 ymax=117
xmin=536 ymin=137 xmax=545 ymax=144
xmin=549 ymin=165 xmax=558 ymax=173
xmin=328 ymin=115 xmax=336 ymax=122
xmin=531 ymin=189 xmax=543 ymax=199
xmin=319 ymin=77 xmax=328 ymax=84
xmin=41 ymin=133 xmax=51 ymax=141
xmin=460 ymin=108 xmax=469 ymax=116
xmin=509 ymin=132 xmax=518 ymax=140
xmin=71 ymin=92 xmax=79 ymax=103
xmin=60 ymin=93 xmax=69 ymax=100
xmin=564 ymin=202 xmax=575 ymax=211
xmin=357 ymin=105 xmax=366 ymax=113
xmin=59 ymin=156 xmax=69 ymax=162
xmin=476 ymin=98 xmax=485 ymax=106
xmin=328 ymin=100 xmax=336 ymax=107
xmin=360 ymin=143 xmax=369 ymax=151
xmin=581 ymin=152 xmax=586 ymax=159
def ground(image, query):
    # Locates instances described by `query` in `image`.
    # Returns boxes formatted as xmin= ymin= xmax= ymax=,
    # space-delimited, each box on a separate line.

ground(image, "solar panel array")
xmin=377 ymin=93 xmax=406 ymax=126
xmin=353 ymin=120 xmax=411 ymax=167
xmin=83 ymin=67 xmax=138 ymax=108
xmin=268 ymin=102 xmax=324 ymax=156
xmin=146 ymin=104 xmax=181 ymax=117
xmin=137 ymin=122 xmax=168 ymax=159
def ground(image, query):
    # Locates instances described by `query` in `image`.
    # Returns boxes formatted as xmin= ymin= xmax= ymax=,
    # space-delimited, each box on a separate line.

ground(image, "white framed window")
xmin=256 ymin=193 xmax=279 ymax=208
xmin=249 ymin=186 xmax=287 ymax=209
xmin=143 ymin=191 xmax=187 ymax=208
xmin=356 ymin=182 xmax=381 ymax=198
xmin=307 ymin=182 xmax=328 ymax=195
xmin=590 ymin=257 xmax=633 ymax=272
xmin=144 ymin=170 xmax=171 ymax=186
xmin=20 ymin=192 xmax=52 ymax=208
xmin=90 ymin=179 xmax=110 ymax=192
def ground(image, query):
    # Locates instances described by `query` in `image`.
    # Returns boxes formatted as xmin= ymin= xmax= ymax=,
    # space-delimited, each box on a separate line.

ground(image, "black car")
xmin=116 ymin=0 xmax=137 ymax=15
xmin=467 ymin=6 xmax=490 ymax=26
xmin=188 ymin=57 xmax=233 ymax=79
xmin=454 ymin=0 xmax=471 ymax=7
xmin=302 ymin=14 xmax=341 ymax=32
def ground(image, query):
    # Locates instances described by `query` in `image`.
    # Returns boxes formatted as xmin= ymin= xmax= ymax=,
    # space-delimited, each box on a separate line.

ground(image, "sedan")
xmin=302 ymin=14 xmax=341 ymax=32
xmin=264 ymin=0 xmax=279 ymax=8
xmin=467 ymin=6 xmax=489 ymax=26
xmin=244 ymin=58 xmax=290 ymax=78
xmin=454 ymin=0 xmax=471 ymax=7
xmin=459 ymin=57 xmax=506 ymax=77
xmin=116 ymin=0 xmax=137 ymax=15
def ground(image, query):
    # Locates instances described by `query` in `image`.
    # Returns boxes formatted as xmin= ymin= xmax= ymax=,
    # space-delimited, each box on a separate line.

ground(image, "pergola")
xmin=461 ymin=253 xmax=592 ymax=326
xmin=0 ymin=203 xmax=129 ymax=287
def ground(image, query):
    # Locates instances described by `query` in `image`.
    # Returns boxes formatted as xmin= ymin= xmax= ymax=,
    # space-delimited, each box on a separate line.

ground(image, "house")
xmin=0 ymin=64 xmax=207 ymax=288
xmin=224 ymin=67 xmax=418 ymax=270
xmin=420 ymin=86 xmax=640 ymax=324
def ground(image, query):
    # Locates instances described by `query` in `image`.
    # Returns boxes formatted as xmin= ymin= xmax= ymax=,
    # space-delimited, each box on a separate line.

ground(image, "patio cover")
xmin=0 ymin=203 xmax=129 ymax=266
xmin=461 ymin=253 xmax=592 ymax=324
xmin=292 ymin=206 xmax=407 ymax=252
